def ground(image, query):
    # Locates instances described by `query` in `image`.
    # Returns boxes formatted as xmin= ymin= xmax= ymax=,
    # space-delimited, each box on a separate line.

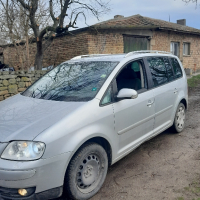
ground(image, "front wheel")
xmin=171 ymin=103 xmax=186 ymax=133
xmin=64 ymin=143 xmax=108 ymax=200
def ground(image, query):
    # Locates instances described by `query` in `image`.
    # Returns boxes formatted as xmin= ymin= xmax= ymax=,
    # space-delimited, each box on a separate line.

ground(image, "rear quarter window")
xmin=170 ymin=58 xmax=183 ymax=79
xmin=163 ymin=57 xmax=175 ymax=81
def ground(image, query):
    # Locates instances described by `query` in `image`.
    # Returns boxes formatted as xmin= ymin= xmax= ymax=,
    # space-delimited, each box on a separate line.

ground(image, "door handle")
xmin=147 ymin=100 xmax=154 ymax=107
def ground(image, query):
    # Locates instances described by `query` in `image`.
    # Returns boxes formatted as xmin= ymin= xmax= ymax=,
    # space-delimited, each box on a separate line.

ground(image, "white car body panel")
xmin=0 ymin=52 xmax=188 ymax=199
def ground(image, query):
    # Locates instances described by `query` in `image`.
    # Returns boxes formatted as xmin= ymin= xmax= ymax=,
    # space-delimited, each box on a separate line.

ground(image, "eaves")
xmin=158 ymin=27 xmax=200 ymax=36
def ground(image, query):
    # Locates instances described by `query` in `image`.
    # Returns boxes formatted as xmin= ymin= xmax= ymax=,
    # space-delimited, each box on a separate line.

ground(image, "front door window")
xmin=116 ymin=60 xmax=147 ymax=92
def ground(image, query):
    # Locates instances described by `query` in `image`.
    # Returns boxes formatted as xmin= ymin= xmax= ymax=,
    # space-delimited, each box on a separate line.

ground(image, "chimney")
xmin=177 ymin=19 xmax=186 ymax=26
xmin=114 ymin=15 xmax=124 ymax=19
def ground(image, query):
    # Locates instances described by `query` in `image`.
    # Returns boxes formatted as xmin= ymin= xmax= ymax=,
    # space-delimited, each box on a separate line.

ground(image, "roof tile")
xmin=94 ymin=14 xmax=200 ymax=34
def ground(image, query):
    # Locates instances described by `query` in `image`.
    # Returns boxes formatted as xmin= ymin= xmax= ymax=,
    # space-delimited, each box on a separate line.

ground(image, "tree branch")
xmin=39 ymin=26 xmax=56 ymax=39
xmin=16 ymin=0 xmax=30 ymax=10
xmin=72 ymin=1 xmax=100 ymax=20
xmin=49 ymin=0 xmax=56 ymax=21
xmin=59 ymin=0 xmax=70 ymax=27
xmin=69 ymin=11 xmax=85 ymax=28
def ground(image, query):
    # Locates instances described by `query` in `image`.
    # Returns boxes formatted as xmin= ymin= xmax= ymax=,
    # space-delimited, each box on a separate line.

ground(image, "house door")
xmin=123 ymin=35 xmax=150 ymax=53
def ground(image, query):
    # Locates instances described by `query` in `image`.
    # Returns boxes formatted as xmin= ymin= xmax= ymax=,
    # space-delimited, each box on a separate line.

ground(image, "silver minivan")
xmin=0 ymin=51 xmax=188 ymax=200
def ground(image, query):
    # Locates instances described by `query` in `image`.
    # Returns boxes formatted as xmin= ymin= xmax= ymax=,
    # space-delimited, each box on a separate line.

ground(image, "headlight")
xmin=1 ymin=141 xmax=45 ymax=161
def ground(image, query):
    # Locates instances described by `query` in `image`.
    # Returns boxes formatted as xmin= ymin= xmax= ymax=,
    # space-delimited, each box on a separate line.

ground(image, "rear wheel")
xmin=64 ymin=143 xmax=108 ymax=200
xmin=171 ymin=103 xmax=186 ymax=133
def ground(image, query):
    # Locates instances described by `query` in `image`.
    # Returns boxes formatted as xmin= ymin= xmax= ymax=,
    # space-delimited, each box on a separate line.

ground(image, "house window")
xmin=170 ymin=42 xmax=180 ymax=57
xmin=183 ymin=43 xmax=190 ymax=55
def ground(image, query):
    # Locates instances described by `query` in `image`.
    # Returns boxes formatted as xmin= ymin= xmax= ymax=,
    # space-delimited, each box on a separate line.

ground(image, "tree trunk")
xmin=35 ymin=40 xmax=43 ymax=70
xmin=26 ymin=36 xmax=30 ymax=69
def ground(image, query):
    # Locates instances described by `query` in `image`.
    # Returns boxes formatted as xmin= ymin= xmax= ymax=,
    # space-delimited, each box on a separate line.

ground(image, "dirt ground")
xmin=57 ymin=85 xmax=200 ymax=200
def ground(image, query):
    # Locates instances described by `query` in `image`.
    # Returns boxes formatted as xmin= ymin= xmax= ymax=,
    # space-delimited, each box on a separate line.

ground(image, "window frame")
xmin=183 ymin=42 xmax=190 ymax=56
xmin=22 ymin=61 xmax=119 ymax=102
xmin=143 ymin=56 xmax=183 ymax=89
xmin=99 ymin=58 xmax=150 ymax=106
xmin=99 ymin=56 xmax=183 ymax=106
xmin=162 ymin=57 xmax=176 ymax=83
xmin=99 ymin=83 xmax=114 ymax=107
xmin=113 ymin=58 xmax=149 ymax=101
xmin=144 ymin=56 xmax=170 ymax=88
xmin=170 ymin=42 xmax=180 ymax=57
xmin=168 ymin=57 xmax=183 ymax=80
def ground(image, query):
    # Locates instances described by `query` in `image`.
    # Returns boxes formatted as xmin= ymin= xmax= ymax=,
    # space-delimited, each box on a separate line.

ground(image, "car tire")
xmin=171 ymin=103 xmax=186 ymax=133
xmin=64 ymin=142 xmax=108 ymax=200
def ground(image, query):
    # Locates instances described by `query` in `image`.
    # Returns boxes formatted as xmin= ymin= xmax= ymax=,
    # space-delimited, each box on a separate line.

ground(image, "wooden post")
xmin=194 ymin=64 xmax=196 ymax=74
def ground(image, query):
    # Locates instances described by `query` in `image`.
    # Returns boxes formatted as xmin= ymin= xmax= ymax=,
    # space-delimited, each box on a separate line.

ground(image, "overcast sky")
xmin=76 ymin=0 xmax=200 ymax=29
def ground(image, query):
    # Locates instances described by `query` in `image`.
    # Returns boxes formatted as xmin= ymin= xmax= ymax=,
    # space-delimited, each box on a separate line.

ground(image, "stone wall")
xmin=0 ymin=70 xmax=48 ymax=101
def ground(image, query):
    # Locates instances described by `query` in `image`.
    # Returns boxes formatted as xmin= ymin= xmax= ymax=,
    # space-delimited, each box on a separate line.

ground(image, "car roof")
xmin=63 ymin=51 xmax=177 ymax=64
xmin=66 ymin=54 xmax=126 ymax=62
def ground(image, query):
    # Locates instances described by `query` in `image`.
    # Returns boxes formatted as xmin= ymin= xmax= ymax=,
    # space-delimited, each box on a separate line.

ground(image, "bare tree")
xmin=0 ymin=0 xmax=50 ymax=69
xmin=182 ymin=0 xmax=199 ymax=7
xmin=183 ymin=0 xmax=197 ymax=3
xmin=10 ymin=0 xmax=110 ymax=70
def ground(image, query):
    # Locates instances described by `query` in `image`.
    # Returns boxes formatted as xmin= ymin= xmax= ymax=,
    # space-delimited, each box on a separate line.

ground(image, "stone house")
xmin=2 ymin=14 xmax=200 ymax=71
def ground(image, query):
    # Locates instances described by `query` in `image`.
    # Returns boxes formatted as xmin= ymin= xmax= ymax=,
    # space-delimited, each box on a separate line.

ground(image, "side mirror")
xmin=116 ymin=88 xmax=138 ymax=100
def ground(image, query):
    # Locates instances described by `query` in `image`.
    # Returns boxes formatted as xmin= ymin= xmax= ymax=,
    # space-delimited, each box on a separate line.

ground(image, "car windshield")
xmin=22 ymin=61 xmax=118 ymax=102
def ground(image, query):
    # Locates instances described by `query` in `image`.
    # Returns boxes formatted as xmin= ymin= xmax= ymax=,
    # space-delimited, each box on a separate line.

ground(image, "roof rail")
xmin=71 ymin=54 xmax=111 ymax=60
xmin=125 ymin=50 xmax=172 ymax=58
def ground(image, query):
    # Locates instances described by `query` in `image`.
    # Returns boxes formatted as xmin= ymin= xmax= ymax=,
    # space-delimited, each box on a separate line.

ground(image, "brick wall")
xmin=151 ymin=30 xmax=200 ymax=71
xmin=0 ymin=70 xmax=48 ymax=101
xmin=2 ymin=30 xmax=124 ymax=69
xmin=2 ymin=29 xmax=200 ymax=71
xmin=87 ymin=31 xmax=124 ymax=54
xmin=3 ymin=32 xmax=89 ymax=69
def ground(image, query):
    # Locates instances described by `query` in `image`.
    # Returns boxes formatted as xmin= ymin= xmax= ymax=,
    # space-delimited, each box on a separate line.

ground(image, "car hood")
xmin=0 ymin=94 xmax=86 ymax=142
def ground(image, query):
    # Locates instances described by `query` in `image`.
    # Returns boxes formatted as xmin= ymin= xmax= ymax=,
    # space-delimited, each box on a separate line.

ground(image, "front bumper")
xmin=0 ymin=169 xmax=36 ymax=181
xmin=0 ymin=152 xmax=71 ymax=199
xmin=0 ymin=186 xmax=62 ymax=200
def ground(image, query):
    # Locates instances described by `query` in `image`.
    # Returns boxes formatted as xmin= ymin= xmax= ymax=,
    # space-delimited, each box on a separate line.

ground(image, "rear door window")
xmin=170 ymin=58 xmax=183 ymax=79
xmin=146 ymin=57 xmax=168 ymax=87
